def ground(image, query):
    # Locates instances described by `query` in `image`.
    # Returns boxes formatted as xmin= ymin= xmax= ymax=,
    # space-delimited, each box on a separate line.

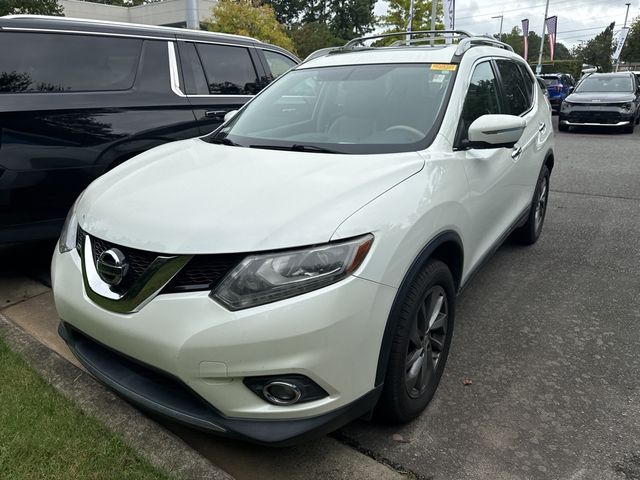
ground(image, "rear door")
xmin=176 ymin=41 xmax=266 ymax=134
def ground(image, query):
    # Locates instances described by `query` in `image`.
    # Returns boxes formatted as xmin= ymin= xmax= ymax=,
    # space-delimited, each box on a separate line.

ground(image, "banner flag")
xmin=545 ymin=16 xmax=558 ymax=62
xmin=522 ymin=19 xmax=529 ymax=61
xmin=443 ymin=0 xmax=454 ymax=44
xmin=612 ymin=27 xmax=630 ymax=61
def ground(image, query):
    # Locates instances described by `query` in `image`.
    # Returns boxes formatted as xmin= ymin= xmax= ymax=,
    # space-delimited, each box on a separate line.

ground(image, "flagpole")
xmin=536 ymin=0 xmax=550 ymax=75
xmin=430 ymin=0 xmax=437 ymax=46
xmin=615 ymin=2 xmax=631 ymax=72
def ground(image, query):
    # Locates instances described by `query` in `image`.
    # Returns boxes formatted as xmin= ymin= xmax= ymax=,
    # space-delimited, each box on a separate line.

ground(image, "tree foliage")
xmin=0 ymin=0 xmax=63 ymax=16
xmin=290 ymin=21 xmax=343 ymax=59
xmin=621 ymin=16 xmax=640 ymax=63
xmin=499 ymin=26 xmax=572 ymax=64
xmin=573 ymin=22 xmax=615 ymax=72
xmin=380 ymin=0 xmax=442 ymax=34
xmin=205 ymin=0 xmax=295 ymax=53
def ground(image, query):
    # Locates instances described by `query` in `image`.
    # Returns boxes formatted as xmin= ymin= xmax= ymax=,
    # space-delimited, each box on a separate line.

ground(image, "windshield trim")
xmin=204 ymin=63 xmax=459 ymax=155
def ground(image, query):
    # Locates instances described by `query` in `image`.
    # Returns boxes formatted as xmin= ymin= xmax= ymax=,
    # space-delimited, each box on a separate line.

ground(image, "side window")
xmin=177 ymin=42 xmax=209 ymax=95
xmin=459 ymin=61 xmax=500 ymax=140
xmin=496 ymin=60 xmax=531 ymax=115
xmin=0 ymin=32 xmax=142 ymax=93
xmin=195 ymin=43 xmax=260 ymax=95
xmin=263 ymin=50 xmax=297 ymax=78
xmin=517 ymin=63 xmax=535 ymax=105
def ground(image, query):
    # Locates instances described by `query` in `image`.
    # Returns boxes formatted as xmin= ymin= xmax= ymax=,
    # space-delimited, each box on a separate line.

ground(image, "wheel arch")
xmin=374 ymin=230 xmax=464 ymax=387
xmin=544 ymin=149 xmax=554 ymax=173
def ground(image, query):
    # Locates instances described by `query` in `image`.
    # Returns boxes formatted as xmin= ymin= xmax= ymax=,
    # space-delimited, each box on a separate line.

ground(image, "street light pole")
xmin=491 ymin=15 xmax=504 ymax=40
xmin=536 ymin=0 xmax=550 ymax=75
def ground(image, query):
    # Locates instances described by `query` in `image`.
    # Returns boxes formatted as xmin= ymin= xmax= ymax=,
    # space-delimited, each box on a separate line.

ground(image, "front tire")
xmin=515 ymin=165 xmax=550 ymax=245
xmin=376 ymin=259 xmax=455 ymax=423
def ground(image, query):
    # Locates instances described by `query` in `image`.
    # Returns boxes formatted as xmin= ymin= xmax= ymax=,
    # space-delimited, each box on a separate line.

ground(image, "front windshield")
xmin=211 ymin=63 xmax=456 ymax=154
xmin=541 ymin=76 xmax=560 ymax=86
xmin=576 ymin=76 xmax=633 ymax=93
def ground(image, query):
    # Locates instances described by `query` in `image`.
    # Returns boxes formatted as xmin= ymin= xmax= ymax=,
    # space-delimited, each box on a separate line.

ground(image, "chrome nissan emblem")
xmin=96 ymin=248 xmax=129 ymax=286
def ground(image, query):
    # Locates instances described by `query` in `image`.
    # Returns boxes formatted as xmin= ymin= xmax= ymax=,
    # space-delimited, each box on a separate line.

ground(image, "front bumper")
xmin=559 ymin=107 xmax=635 ymax=126
xmin=52 ymin=248 xmax=396 ymax=444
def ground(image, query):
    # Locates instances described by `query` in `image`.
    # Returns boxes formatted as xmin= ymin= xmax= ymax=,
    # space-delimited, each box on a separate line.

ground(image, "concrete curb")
xmin=0 ymin=313 xmax=233 ymax=480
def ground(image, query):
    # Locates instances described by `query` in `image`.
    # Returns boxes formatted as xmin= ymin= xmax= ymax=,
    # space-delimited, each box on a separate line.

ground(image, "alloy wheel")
xmin=405 ymin=286 xmax=448 ymax=399
xmin=535 ymin=176 xmax=548 ymax=232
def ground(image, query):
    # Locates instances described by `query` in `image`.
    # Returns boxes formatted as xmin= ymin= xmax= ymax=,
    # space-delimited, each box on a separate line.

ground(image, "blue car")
xmin=540 ymin=74 xmax=575 ymax=112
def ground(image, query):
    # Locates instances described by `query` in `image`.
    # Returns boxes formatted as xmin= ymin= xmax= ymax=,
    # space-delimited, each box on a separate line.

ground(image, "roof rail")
xmin=344 ymin=30 xmax=473 ymax=48
xmin=454 ymin=36 xmax=513 ymax=55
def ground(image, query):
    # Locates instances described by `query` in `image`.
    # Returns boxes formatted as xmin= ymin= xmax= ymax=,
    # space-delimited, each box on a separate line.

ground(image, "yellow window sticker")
xmin=431 ymin=64 xmax=457 ymax=71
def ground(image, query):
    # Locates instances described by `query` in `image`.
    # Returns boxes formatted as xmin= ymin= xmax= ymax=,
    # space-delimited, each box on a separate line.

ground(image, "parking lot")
xmin=1 ymin=117 xmax=639 ymax=480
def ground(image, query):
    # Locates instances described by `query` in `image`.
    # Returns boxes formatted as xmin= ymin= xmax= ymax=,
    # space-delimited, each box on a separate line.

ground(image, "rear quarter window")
xmin=0 ymin=32 xmax=142 ymax=93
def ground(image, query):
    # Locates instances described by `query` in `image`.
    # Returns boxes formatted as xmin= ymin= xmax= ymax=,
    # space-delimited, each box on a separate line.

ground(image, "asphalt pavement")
xmin=2 ymin=117 xmax=639 ymax=480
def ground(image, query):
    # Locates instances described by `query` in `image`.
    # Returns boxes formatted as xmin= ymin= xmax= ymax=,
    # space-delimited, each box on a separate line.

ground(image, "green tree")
xmin=380 ymin=0 xmax=442 ymax=34
xmin=291 ymin=21 xmax=343 ymax=59
xmin=263 ymin=0 xmax=305 ymax=27
xmin=621 ymin=16 xmax=640 ymax=63
xmin=205 ymin=0 xmax=295 ymax=53
xmin=329 ymin=0 xmax=376 ymax=40
xmin=0 ymin=0 xmax=63 ymax=15
xmin=573 ymin=22 xmax=615 ymax=72
xmin=499 ymin=26 xmax=572 ymax=63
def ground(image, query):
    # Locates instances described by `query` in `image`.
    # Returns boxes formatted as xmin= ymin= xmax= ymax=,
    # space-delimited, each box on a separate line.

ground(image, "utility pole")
xmin=186 ymin=0 xmax=199 ymax=30
xmin=536 ymin=0 xmax=550 ymax=75
xmin=492 ymin=15 xmax=504 ymax=41
xmin=430 ymin=0 xmax=437 ymax=46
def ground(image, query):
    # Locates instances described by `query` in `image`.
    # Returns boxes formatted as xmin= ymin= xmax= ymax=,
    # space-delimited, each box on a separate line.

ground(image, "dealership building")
xmin=59 ymin=0 xmax=216 ymax=29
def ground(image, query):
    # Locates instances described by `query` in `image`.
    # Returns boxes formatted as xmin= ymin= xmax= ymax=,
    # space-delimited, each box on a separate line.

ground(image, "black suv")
xmin=559 ymin=72 xmax=640 ymax=133
xmin=0 ymin=15 xmax=298 ymax=243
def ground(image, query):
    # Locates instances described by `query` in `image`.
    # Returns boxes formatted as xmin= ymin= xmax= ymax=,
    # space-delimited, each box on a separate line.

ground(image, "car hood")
xmin=567 ymin=92 xmax=636 ymax=103
xmin=78 ymin=138 xmax=424 ymax=254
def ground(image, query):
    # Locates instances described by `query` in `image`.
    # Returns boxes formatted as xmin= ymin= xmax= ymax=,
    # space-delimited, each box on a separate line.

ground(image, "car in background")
xmin=539 ymin=73 xmax=575 ymax=112
xmin=0 ymin=15 xmax=298 ymax=244
xmin=559 ymin=72 xmax=640 ymax=133
xmin=632 ymin=71 xmax=640 ymax=85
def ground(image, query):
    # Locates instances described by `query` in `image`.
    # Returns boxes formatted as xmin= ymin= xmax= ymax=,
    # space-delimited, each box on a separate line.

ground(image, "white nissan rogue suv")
xmin=52 ymin=31 xmax=554 ymax=445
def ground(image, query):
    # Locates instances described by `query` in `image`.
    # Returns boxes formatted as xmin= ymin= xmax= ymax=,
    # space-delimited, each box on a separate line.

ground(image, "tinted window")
xmin=459 ymin=62 xmax=500 ymax=140
xmin=0 ymin=32 xmax=142 ymax=93
xmin=518 ymin=63 xmax=534 ymax=104
xmin=177 ymin=42 xmax=209 ymax=95
xmin=576 ymin=76 xmax=634 ymax=93
xmin=496 ymin=60 xmax=531 ymax=115
xmin=263 ymin=50 xmax=297 ymax=78
xmin=195 ymin=43 xmax=259 ymax=95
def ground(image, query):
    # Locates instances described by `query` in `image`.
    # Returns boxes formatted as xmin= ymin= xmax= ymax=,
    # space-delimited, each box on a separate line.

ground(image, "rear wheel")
xmin=376 ymin=259 xmax=455 ymax=423
xmin=515 ymin=165 xmax=550 ymax=245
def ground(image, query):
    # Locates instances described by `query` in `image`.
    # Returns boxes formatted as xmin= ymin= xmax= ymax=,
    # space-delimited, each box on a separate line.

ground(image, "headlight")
xmin=58 ymin=193 xmax=84 ymax=253
xmin=620 ymin=102 xmax=632 ymax=111
xmin=561 ymin=101 xmax=572 ymax=110
xmin=211 ymin=234 xmax=374 ymax=310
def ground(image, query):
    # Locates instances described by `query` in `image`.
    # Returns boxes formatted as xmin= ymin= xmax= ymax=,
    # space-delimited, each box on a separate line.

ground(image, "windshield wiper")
xmin=249 ymin=143 xmax=343 ymax=154
xmin=208 ymin=136 xmax=242 ymax=147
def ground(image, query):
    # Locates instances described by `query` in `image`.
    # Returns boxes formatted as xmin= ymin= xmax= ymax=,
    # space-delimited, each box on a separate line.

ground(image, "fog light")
xmin=244 ymin=374 xmax=329 ymax=406
xmin=263 ymin=381 xmax=302 ymax=405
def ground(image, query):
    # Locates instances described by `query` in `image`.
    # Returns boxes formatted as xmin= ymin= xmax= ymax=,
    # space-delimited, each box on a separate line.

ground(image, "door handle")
xmin=204 ymin=110 xmax=229 ymax=118
xmin=538 ymin=122 xmax=546 ymax=133
xmin=511 ymin=145 xmax=523 ymax=160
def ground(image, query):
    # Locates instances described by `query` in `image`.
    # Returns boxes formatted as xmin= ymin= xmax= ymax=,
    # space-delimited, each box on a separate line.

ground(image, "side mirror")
xmin=467 ymin=114 xmax=526 ymax=149
xmin=568 ymin=86 xmax=575 ymax=93
xmin=224 ymin=110 xmax=238 ymax=123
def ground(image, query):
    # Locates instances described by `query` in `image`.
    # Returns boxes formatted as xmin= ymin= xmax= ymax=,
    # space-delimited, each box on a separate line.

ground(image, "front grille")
xmin=76 ymin=227 xmax=242 ymax=294
xmin=568 ymin=111 xmax=622 ymax=124
xmin=164 ymin=253 xmax=243 ymax=292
